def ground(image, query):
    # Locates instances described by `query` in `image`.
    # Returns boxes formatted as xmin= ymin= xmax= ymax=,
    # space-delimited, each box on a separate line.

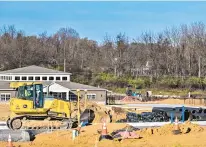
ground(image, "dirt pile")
xmin=140 ymin=121 xmax=204 ymax=136
xmin=0 ymin=103 xmax=10 ymax=121
xmin=85 ymin=102 xmax=112 ymax=123
xmin=67 ymin=101 xmax=112 ymax=123
xmin=1 ymin=123 xmax=206 ymax=147
xmin=121 ymin=96 xmax=141 ymax=102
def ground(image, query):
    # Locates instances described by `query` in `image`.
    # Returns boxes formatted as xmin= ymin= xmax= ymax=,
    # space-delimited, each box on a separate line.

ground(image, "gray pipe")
xmin=201 ymin=109 xmax=206 ymax=115
xmin=0 ymin=130 xmax=35 ymax=142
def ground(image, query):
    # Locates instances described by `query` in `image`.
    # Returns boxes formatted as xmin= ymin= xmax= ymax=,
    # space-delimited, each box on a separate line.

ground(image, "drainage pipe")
xmin=0 ymin=130 xmax=35 ymax=142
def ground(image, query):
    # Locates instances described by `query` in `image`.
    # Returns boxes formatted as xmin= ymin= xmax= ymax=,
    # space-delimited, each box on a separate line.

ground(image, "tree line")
xmin=0 ymin=22 xmax=206 ymax=87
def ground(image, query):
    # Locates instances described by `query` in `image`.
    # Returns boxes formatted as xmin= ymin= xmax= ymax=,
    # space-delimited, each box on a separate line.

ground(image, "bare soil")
xmin=0 ymin=123 xmax=206 ymax=147
xmin=0 ymin=103 xmax=10 ymax=121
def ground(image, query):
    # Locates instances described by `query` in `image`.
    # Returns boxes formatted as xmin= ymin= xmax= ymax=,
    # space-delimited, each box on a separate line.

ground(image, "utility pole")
xmin=77 ymin=89 xmax=80 ymax=125
xmin=84 ymin=89 xmax=87 ymax=110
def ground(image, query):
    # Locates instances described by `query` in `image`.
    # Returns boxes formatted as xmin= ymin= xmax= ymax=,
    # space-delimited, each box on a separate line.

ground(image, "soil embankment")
xmin=0 ymin=122 xmax=206 ymax=147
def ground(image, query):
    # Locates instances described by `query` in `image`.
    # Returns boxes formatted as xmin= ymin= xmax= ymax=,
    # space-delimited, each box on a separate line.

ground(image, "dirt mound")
xmin=121 ymin=96 xmax=137 ymax=102
xmin=140 ymin=121 xmax=204 ymax=136
xmin=0 ymin=103 xmax=10 ymax=121
xmin=80 ymin=101 xmax=111 ymax=123
xmin=92 ymin=111 xmax=111 ymax=123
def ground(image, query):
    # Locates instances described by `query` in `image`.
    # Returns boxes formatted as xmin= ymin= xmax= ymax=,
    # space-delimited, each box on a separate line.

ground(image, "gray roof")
xmin=43 ymin=81 xmax=106 ymax=91
xmin=56 ymin=81 xmax=106 ymax=91
xmin=0 ymin=65 xmax=71 ymax=75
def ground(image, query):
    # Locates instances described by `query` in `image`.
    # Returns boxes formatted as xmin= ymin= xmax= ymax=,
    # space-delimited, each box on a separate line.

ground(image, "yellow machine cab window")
xmin=14 ymin=83 xmax=44 ymax=109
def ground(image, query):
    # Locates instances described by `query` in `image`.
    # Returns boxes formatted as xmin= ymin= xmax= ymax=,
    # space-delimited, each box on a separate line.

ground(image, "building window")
xmin=52 ymin=92 xmax=62 ymax=98
xmin=35 ymin=76 xmax=40 ymax=80
xmin=52 ymin=92 xmax=58 ymax=98
xmin=49 ymin=77 xmax=54 ymax=80
xmin=22 ymin=76 xmax=27 ymax=80
xmin=15 ymin=76 xmax=20 ymax=80
xmin=62 ymin=92 xmax=66 ymax=100
xmin=28 ymin=76 xmax=34 ymax=81
xmin=62 ymin=77 xmax=67 ymax=81
xmin=6 ymin=94 xmax=10 ymax=101
xmin=0 ymin=94 xmax=5 ymax=101
xmin=69 ymin=92 xmax=77 ymax=101
xmin=87 ymin=94 xmax=96 ymax=99
xmin=56 ymin=77 xmax=61 ymax=81
xmin=42 ymin=77 xmax=47 ymax=81
xmin=0 ymin=93 xmax=11 ymax=101
xmin=53 ymin=92 xmax=68 ymax=100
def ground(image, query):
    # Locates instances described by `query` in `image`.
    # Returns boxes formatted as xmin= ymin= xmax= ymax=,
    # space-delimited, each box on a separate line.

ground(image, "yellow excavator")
xmin=6 ymin=82 xmax=80 ymax=130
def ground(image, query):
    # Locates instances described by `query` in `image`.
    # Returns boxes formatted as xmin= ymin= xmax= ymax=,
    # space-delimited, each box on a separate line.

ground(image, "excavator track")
xmin=6 ymin=115 xmax=77 ymax=130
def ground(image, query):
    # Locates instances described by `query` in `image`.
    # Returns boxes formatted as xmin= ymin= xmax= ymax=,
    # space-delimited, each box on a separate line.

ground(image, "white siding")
xmin=0 ymin=74 xmax=70 ymax=82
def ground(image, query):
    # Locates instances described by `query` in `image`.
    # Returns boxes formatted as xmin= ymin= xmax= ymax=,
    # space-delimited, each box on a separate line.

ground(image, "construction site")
xmin=1 ymin=1 xmax=206 ymax=147
xmin=1 ymin=81 xmax=206 ymax=147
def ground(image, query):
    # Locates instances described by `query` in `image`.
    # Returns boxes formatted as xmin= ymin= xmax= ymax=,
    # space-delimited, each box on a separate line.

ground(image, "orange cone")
xmin=175 ymin=117 xmax=180 ymax=130
xmin=101 ymin=123 xmax=108 ymax=135
xmin=7 ymin=134 xmax=13 ymax=147
xmin=172 ymin=117 xmax=181 ymax=135
xmin=99 ymin=122 xmax=113 ymax=141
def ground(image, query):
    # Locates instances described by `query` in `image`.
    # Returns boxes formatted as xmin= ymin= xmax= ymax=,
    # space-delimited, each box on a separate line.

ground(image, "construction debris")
xmin=111 ymin=125 xmax=140 ymax=136
xmin=111 ymin=125 xmax=140 ymax=139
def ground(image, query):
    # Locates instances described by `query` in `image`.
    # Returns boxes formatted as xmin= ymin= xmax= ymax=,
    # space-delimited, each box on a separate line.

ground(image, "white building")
xmin=0 ymin=65 xmax=107 ymax=102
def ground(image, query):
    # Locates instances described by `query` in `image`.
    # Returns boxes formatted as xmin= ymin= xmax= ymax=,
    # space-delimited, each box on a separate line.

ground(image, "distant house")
xmin=0 ymin=65 xmax=107 ymax=102
xmin=131 ymin=61 xmax=152 ymax=76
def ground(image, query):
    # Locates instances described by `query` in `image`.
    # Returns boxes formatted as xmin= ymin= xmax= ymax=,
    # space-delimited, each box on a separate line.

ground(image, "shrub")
xmin=185 ymin=77 xmax=202 ymax=89
xmin=158 ymin=76 xmax=179 ymax=88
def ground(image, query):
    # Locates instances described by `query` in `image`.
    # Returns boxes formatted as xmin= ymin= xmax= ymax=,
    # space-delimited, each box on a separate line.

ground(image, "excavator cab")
xmin=9 ymin=82 xmax=45 ymax=112
xmin=16 ymin=83 xmax=44 ymax=109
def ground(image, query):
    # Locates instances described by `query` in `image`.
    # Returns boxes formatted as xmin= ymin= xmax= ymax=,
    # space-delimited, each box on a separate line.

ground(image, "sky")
xmin=0 ymin=1 xmax=206 ymax=43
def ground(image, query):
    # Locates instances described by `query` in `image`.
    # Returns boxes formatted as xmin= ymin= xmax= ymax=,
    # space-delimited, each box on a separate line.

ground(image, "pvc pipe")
xmin=72 ymin=130 xmax=78 ymax=140
xmin=170 ymin=112 xmax=174 ymax=123
xmin=182 ymin=106 xmax=185 ymax=122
